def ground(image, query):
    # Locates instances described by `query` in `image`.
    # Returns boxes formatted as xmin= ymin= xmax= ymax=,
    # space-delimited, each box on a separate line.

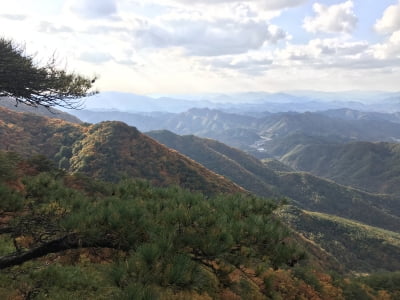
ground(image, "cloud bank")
xmin=1 ymin=0 xmax=399 ymax=93
xmin=375 ymin=1 xmax=400 ymax=34
xmin=303 ymin=1 xmax=358 ymax=34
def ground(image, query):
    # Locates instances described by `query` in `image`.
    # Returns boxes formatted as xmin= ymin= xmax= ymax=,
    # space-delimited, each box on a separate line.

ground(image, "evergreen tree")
xmin=0 ymin=38 xmax=96 ymax=109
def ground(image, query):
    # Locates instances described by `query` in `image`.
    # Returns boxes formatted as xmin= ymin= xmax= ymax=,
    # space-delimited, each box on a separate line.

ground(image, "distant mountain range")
xmin=75 ymin=90 xmax=400 ymax=114
xmin=71 ymin=108 xmax=400 ymax=156
xmin=319 ymin=108 xmax=400 ymax=123
xmin=65 ymin=101 xmax=400 ymax=201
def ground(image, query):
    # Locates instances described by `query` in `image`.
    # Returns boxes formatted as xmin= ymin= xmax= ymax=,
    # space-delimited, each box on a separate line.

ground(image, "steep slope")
xmin=147 ymin=130 xmax=400 ymax=232
xmin=4 ymin=154 xmax=400 ymax=298
xmin=69 ymin=122 xmax=244 ymax=194
xmin=0 ymin=107 xmax=243 ymax=195
xmin=279 ymin=141 xmax=400 ymax=196
xmin=0 ymin=155 xmax=310 ymax=299
xmin=280 ymin=206 xmax=400 ymax=273
xmin=147 ymin=131 xmax=400 ymax=271
xmin=147 ymin=130 xmax=278 ymax=198
xmin=277 ymin=172 xmax=400 ymax=232
xmin=0 ymin=107 xmax=83 ymax=158
xmin=262 ymin=158 xmax=295 ymax=172
xmin=258 ymin=133 xmax=348 ymax=158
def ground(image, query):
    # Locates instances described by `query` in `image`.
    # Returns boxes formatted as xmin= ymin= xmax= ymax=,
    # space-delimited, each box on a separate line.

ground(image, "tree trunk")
xmin=0 ymin=234 xmax=119 ymax=269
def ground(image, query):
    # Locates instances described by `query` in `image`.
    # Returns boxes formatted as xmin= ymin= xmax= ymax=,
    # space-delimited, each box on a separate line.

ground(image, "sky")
xmin=1 ymin=0 xmax=400 ymax=94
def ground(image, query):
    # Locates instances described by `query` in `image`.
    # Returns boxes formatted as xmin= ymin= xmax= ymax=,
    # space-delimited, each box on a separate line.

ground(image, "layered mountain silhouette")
xmin=72 ymin=108 xmax=400 ymax=156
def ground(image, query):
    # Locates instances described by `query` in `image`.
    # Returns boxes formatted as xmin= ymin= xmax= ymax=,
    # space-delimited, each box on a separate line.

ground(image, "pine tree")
xmin=0 ymin=38 xmax=96 ymax=109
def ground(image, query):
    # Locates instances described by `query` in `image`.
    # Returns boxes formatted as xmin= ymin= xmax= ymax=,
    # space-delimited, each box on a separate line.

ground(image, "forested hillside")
xmin=279 ymin=206 xmax=400 ymax=273
xmin=1 ymin=151 xmax=400 ymax=299
xmin=0 ymin=107 xmax=243 ymax=195
xmin=276 ymin=141 xmax=400 ymax=196
xmin=1 ymin=107 xmax=400 ymax=299
xmin=148 ymin=130 xmax=400 ymax=234
xmin=147 ymin=130 xmax=279 ymax=198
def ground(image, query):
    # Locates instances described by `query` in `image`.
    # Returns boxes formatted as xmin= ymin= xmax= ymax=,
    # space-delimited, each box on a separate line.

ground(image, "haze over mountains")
xmin=79 ymin=90 xmax=400 ymax=114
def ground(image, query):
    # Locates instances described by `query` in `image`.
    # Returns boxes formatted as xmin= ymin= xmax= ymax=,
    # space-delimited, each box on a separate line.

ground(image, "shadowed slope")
xmin=148 ymin=130 xmax=400 ymax=232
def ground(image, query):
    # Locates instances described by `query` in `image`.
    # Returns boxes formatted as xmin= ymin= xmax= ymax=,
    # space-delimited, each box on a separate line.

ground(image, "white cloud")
xmin=205 ymin=54 xmax=273 ymax=75
xmin=0 ymin=14 xmax=27 ymax=21
xmin=79 ymin=51 xmax=114 ymax=63
xmin=375 ymin=1 xmax=400 ymax=34
xmin=199 ymin=38 xmax=373 ymax=77
xmin=272 ymin=38 xmax=385 ymax=71
xmin=131 ymin=1 xmax=281 ymax=23
xmin=167 ymin=0 xmax=308 ymax=11
xmin=3 ymin=0 xmax=399 ymax=93
xmin=257 ymin=0 xmax=309 ymax=11
xmin=37 ymin=21 xmax=73 ymax=34
xmin=132 ymin=17 xmax=287 ymax=56
xmin=311 ymin=39 xmax=369 ymax=56
xmin=303 ymin=1 xmax=357 ymax=34
xmin=65 ymin=0 xmax=117 ymax=19
xmin=278 ymin=38 xmax=364 ymax=58
xmin=372 ymin=30 xmax=400 ymax=59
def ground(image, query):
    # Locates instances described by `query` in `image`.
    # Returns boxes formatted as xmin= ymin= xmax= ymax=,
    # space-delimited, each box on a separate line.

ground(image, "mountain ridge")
xmin=0 ymin=107 xmax=244 ymax=195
